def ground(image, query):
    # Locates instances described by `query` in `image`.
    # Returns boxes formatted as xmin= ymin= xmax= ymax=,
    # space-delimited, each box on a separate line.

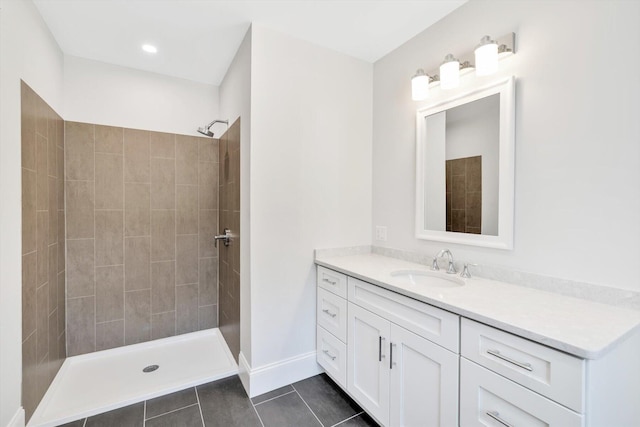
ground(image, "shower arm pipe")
xmin=204 ymin=119 xmax=229 ymax=130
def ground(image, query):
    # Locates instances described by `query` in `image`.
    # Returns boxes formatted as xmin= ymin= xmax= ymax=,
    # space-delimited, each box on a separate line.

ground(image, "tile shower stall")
xmin=20 ymin=81 xmax=241 ymax=423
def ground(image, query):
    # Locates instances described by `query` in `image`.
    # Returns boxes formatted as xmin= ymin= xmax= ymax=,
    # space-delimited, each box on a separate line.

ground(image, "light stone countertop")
xmin=315 ymin=252 xmax=640 ymax=359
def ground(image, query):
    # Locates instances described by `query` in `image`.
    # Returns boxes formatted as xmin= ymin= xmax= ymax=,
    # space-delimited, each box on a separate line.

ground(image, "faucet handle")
xmin=460 ymin=263 xmax=478 ymax=278
xmin=446 ymin=260 xmax=457 ymax=274
xmin=431 ymin=256 xmax=440 ymax=271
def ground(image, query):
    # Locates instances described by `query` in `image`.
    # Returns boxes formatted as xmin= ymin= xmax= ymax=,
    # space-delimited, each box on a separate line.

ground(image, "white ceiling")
xmin=33 ymin=0 xmax=466 ymax=86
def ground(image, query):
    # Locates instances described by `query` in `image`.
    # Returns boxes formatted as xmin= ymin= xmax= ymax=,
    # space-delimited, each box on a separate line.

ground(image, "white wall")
xmin=373 ymin=0 xmax=640 ymax=291
xmin=63 ymin=55 xmax=219 ymax=136
xmin=249 ymin=25 xmax=373 ymax=384
xmin=0 ymin=1 xmax=64 ymax=425
xmin=218 ymin=27 xmax=253 ymax=364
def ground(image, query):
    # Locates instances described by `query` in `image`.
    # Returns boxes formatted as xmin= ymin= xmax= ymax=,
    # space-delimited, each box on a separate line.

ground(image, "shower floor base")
xmin=28 ymin=328 xmax=237 ymax=427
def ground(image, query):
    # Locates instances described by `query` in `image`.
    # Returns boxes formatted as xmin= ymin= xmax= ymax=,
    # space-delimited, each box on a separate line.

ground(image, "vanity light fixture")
xmin=411 ymin=32 xmax=515 ymax=100
xmin=411 ymin=69 xmax=430 ymax=101
xmin=474 ymin=36 xmax=498 ymax=76
xmin=440 ymin=54 xmax=460 ymax=90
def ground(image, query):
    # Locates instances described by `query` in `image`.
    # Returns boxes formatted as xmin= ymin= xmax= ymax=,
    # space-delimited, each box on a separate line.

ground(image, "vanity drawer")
xmin=348 ymin=277 xmax=459 ymax=352
xmin=317 ymin=287 xmax=347 ymax=342
xmin=317 ymin=326 xmax=347 ymax=388
xmin=461 ymin=318 xmax=584 ymax=413
xmin=460 ymin=358 xmax=582 ymax=427
xmin=317 ymin=266 xmax=348 ymax=298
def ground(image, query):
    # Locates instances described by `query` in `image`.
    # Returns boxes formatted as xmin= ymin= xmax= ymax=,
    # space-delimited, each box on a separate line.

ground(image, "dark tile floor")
xmin=57 ymin=373 xmax=379 ymax=427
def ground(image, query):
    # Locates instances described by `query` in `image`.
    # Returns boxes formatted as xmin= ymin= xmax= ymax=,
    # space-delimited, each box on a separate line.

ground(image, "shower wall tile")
xmin=64 ymin=120 xmax=217 ymax=361
xmin=151 ymin=261 xmax=176 ymax=314
xmin=125 ymin=236 xmax=151 ymax=291
xmin=176 ymin=135 xmax=199 ymax=185
xmin=23 ymin=252 xmax=37 ymax=341
xmin=66 ymin=180 xmax=94 ymax=239
xmin=36 ymin=283 xmax=49 ymax=362
xmin=96 ymin=320 xmax=125 ymax=351
xmin=176 ymin=235 xmax=199 ymax=285
xmin=199 ymin=139 xmax=218 ymax=163
xmin=95 ymin=125 xmax=123 ymax=154
xmin=150 ymin=132 xmax=175 ymax=159
xmin=151 ymin=210 xmax=175 ymax=261
xmin=124 ymin=129 xmax=150 ymax=183
xmin=67 ymin=239 xmax=95 ymax=298
xmin=199 ymin=257 xmax=217 ymax=306
xmin=95 ymin=153 xmax=123 ymax=209
xmin=151 ymin=157 xmax=175 ymax=209
xmin=124 ymin=183 xmax=150 ymax=236
xmin=22 ymin=168 xmax=37 ymax=254
xmin=125 ymin=290 xmax=151 ymax=345
xmin=176 ymin=185 xmax=198 ymax=234
xmin=96 ymin=265 xmax=124 ymax=323
xmin=22 ymin=334 xmax=38 ymax=420
xmin=95 ymin=210 xmax=124 ymax=266
xmin=67 ymin=297 xmax=96 ymax=356
xmin=199 ymin=162 xmax=218 ymax=210
xmin=151 ymin=311 xmax=176 ymax=340
xmin=65 ymin=121 xmax=94 ymax=181
xmin=199 ymin=305 xmax=218 ymax=329
xmin=36 ymin=212 xmax=49 ymax=286
xmin=36 ymin=134 xmax=48 ymax=210
xmin=199 ymin=209 xmax=218 ymax=258
xmin=176 ymin=284 xmax=199 ymax=334
xmin=48 ymin=245 xmax=57 ymax=314
xmin=21 ymin=82 xmax=66 ymax=423
xmin=48 ymin=177 xmax=58 ymax=244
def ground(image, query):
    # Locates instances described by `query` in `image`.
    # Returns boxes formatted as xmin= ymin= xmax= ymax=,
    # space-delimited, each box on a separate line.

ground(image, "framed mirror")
xmin=415 ymin=76 xmax=515 ymax=249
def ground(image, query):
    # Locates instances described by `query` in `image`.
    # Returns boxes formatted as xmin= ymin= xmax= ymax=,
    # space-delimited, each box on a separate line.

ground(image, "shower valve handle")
xmin=214 ymin=228 xmax=231 ymax=247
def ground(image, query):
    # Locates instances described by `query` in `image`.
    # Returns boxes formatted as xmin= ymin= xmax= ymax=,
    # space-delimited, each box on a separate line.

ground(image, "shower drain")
xmin=142 ymin=364 xmax=159 ymax=373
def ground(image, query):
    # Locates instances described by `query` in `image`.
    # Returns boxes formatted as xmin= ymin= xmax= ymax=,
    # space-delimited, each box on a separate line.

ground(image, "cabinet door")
xmin=389 ymin=324 xmax=459 ymax=427
xmin=348 ymin=303 xmax=391 ymax=426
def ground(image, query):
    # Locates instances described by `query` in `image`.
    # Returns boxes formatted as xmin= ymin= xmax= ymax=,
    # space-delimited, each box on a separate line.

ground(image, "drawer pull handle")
xmin=323 ymin=277 xmax=337 ymax=285
xmin=487 ymin=349 xmax=533 ymax=372
xmin=486 ymin=411 xmax=513 ymax=427
xmin=322 ymin=349 xmax=336 ymax=360
xmin=389 ymin=342 xmax=396 ymax=369
xmin=322 ymin=308 xmax=337 ymax=318
xmin=379 ymin=336 xmax=386 ymax=361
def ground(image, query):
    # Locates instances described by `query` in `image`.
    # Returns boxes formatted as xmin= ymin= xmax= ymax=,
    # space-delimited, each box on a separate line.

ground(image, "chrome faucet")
xmin=431 ymin=249 xmax=457 ymax=274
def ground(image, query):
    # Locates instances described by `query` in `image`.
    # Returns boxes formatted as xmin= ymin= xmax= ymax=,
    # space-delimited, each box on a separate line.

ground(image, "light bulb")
xmin=411 ymin=69 xmax=429 ymax=101
xmin=474 ymin=36 xmax=498 ymax=76
xmin=440 ymin=54 xmax=460 ymax=90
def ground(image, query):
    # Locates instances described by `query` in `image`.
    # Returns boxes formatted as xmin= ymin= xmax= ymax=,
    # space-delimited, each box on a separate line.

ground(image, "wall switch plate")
xmin=375 ymin=226 xmax=387 ymax=241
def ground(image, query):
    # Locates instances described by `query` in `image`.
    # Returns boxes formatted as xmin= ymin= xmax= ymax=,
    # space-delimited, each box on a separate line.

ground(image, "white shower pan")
xmin=28 ymin=328 xmax=237 ymax=427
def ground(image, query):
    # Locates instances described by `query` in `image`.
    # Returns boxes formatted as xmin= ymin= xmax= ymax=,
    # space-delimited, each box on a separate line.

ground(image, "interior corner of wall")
xmin=7 ymin=407 xmax=25 ymax=427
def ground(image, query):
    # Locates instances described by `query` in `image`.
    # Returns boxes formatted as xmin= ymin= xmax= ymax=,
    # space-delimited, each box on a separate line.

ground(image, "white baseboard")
xmin=238 ymin=351 xmax=323 ymax=398
xmin=7 ymin=407 xmax=25 ymax=427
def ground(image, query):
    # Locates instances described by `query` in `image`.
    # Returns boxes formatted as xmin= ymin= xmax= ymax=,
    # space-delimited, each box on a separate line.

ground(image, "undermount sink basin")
xmin=389 ymin=269 xmax=465 ymax=288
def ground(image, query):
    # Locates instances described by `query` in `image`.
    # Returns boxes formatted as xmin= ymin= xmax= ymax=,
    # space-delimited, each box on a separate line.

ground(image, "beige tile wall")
xmin=21 ymin=81 xmax=66 ymax=422
xmin=65 ymin=122 xmax=219 ymax=356
xmin=218 ymin=118 xmax=241 ymax=361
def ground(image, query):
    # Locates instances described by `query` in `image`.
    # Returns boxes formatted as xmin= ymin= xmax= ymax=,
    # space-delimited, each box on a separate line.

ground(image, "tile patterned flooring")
xmin=57 ymin=373 xmax=379 ymax=427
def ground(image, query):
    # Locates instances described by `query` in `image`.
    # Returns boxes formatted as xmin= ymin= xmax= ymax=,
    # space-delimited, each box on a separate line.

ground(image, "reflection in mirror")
xmin=424 ymin=94 xmax=499 ymax=235
xmin=416 ymin=76 xmax=515 ymax=249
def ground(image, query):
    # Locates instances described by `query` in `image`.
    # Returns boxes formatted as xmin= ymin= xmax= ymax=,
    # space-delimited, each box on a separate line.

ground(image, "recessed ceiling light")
xmin=142 ymin=44 xmax=157 ymax=54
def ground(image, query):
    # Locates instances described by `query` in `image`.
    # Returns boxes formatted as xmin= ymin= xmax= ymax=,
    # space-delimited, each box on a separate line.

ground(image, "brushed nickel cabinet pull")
xmin=322 ymin=308 xmax=337 ymax=318
xmin=487 ymin=349 xmax=533 ymax=371
xmin=486 ymin=411 xmax=514 ymax=427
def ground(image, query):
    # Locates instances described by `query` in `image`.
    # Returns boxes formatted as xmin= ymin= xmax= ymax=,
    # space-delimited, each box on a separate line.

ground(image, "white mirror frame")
xmin=415 ymin=76 xmax=515 ymax=250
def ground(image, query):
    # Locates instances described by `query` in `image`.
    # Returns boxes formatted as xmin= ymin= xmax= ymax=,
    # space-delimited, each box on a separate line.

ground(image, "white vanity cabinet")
xmin=318 ymin=270 xmax=460 ymax=427
xmin=316 ymin=263 xmax=640 ymax=427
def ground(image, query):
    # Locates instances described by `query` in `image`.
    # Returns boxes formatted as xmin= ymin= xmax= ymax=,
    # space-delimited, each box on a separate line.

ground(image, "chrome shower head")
xmin=197 ymin=119 xmax=229 ymax=138
xmin=197 ymin=127 xmax=214 ymax=137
